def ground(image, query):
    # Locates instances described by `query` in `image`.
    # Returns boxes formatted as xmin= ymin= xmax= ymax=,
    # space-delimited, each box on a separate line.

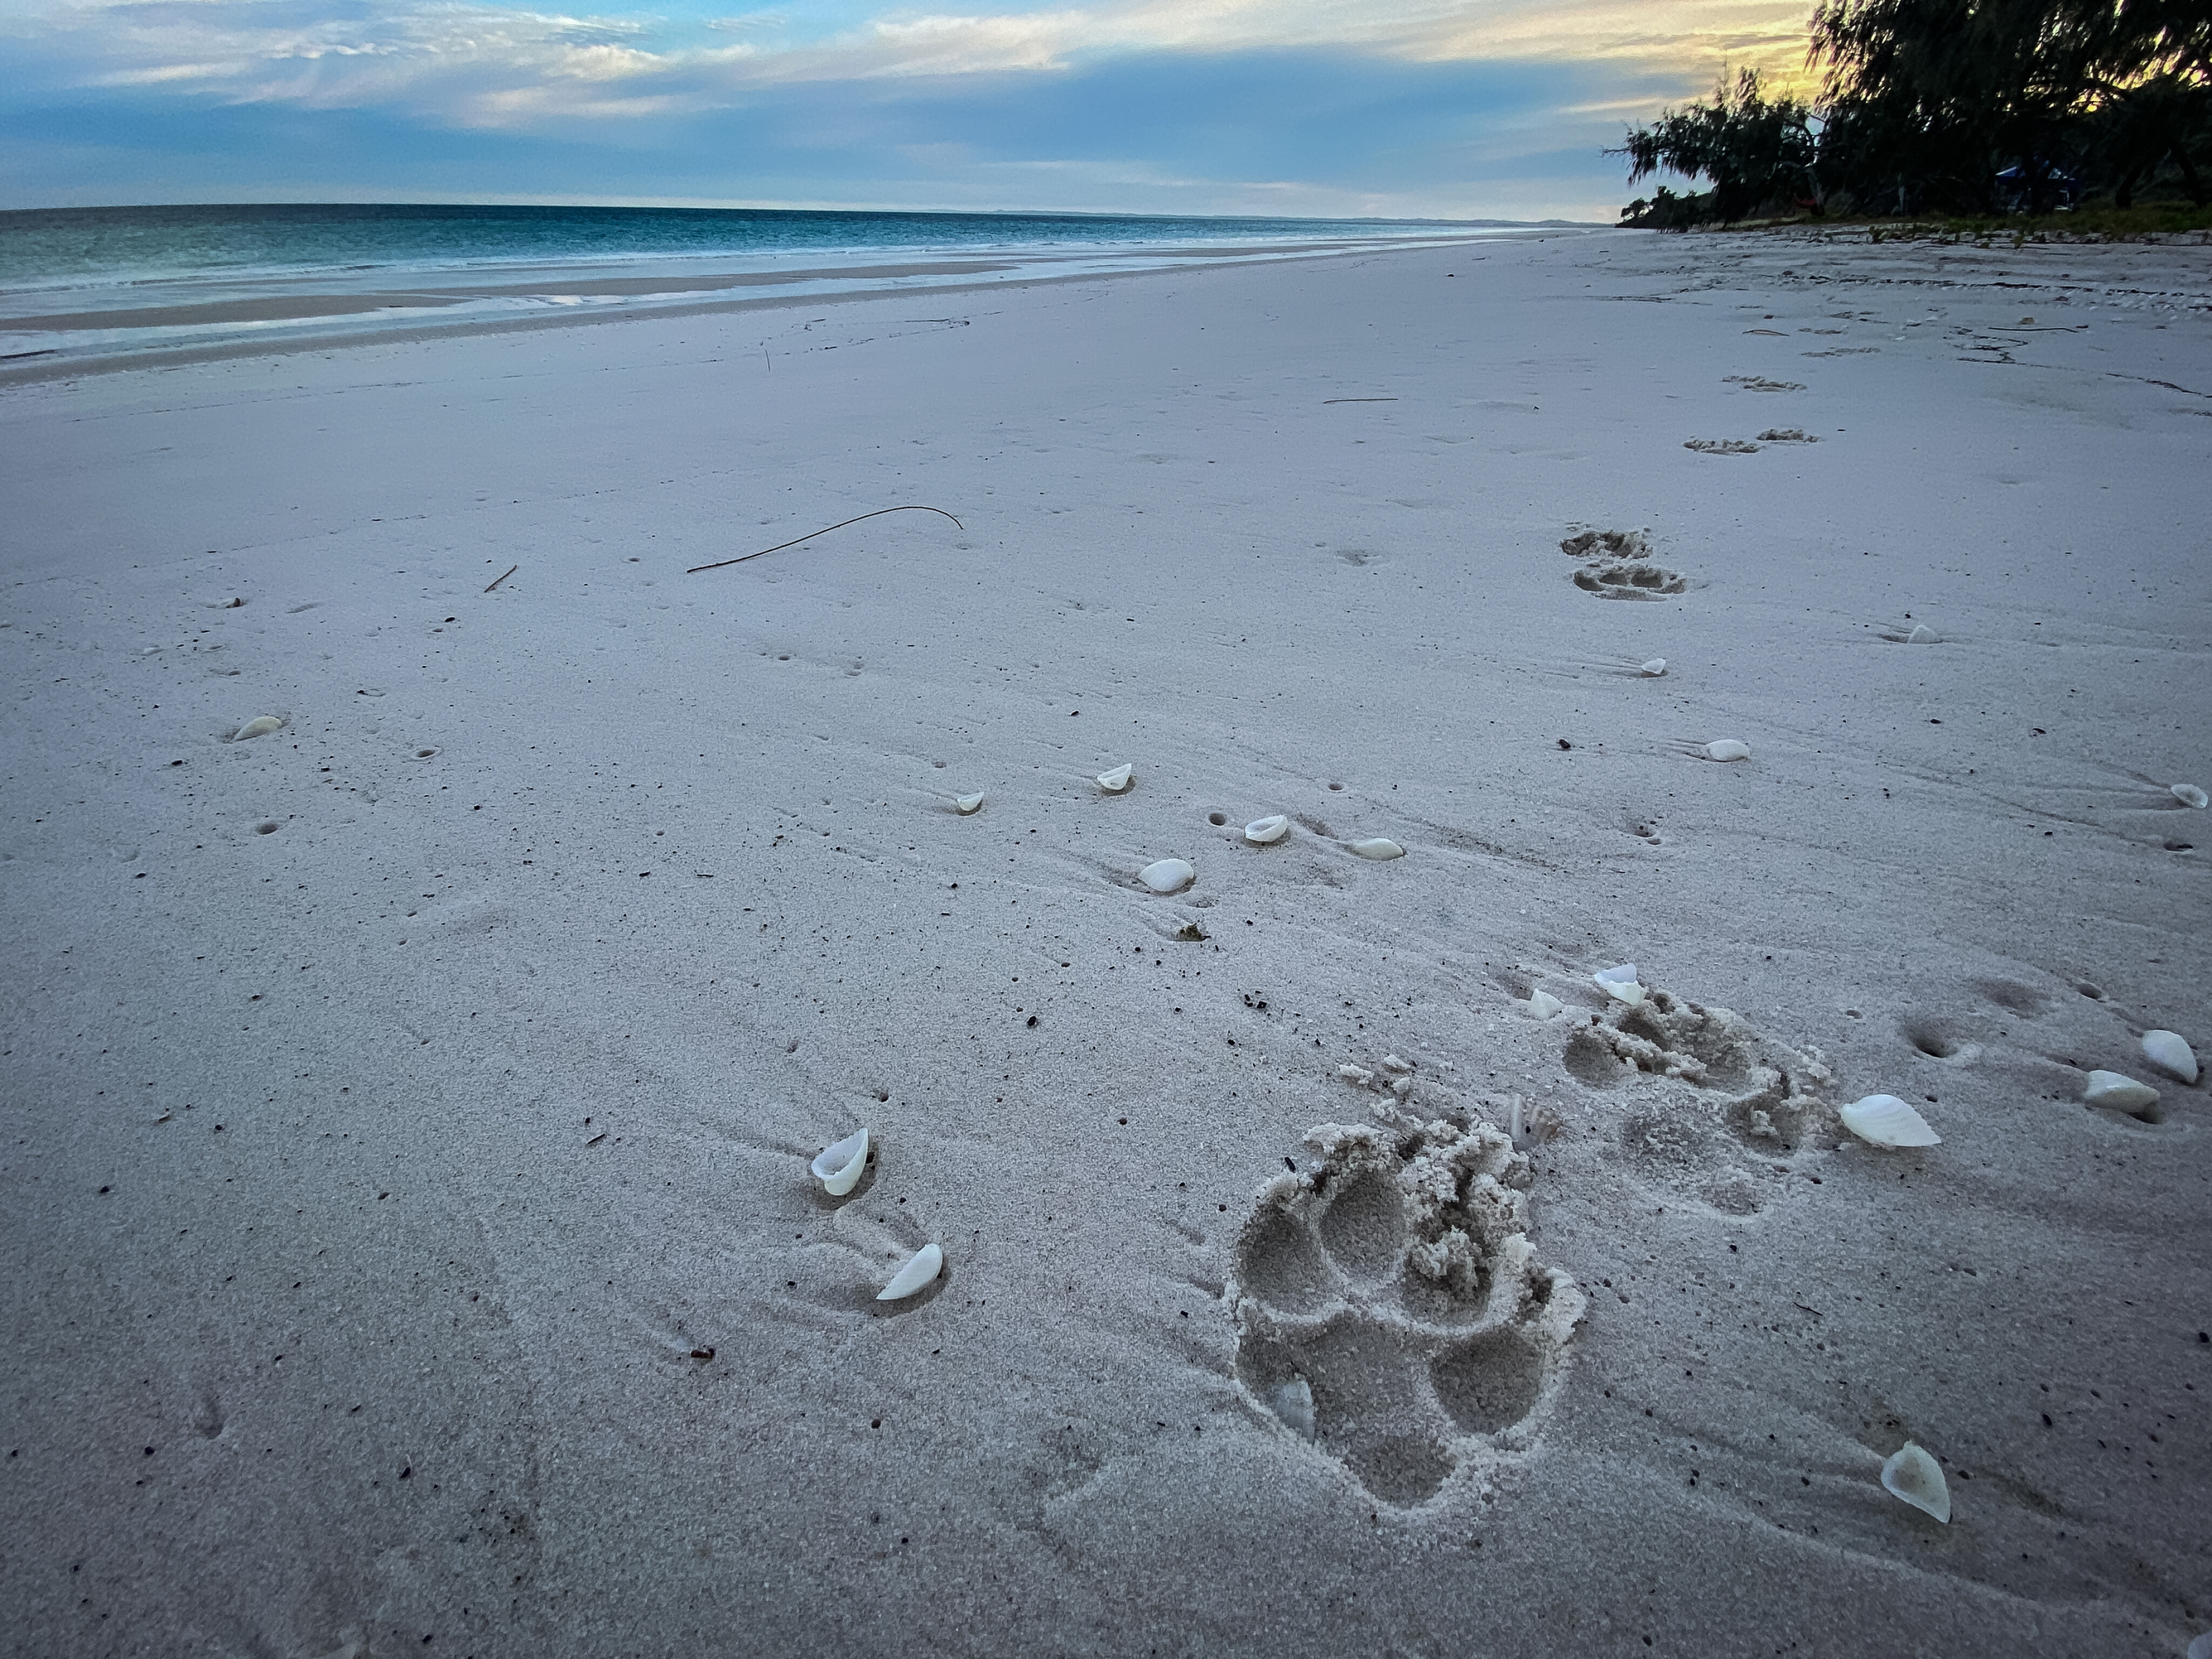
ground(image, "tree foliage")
xmin=1615 ymin=1 xmax=2211 ymax=225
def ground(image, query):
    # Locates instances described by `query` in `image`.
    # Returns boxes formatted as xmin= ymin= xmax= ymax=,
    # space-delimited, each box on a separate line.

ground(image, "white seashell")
xmin=877 ymin=1242 xmax=942 ymax=1301
xmin=1139 ymin=857 xmax=1194 ymax=894
xmin=1381 ymin=1054 xmax=1413 ymax=1074
xmin=1880 ymin=1442 xmax=1951 ymax=1522
xmin=1267 ymin=1377 xmax=1316 ymax=1441
xmin=1526 ymin=990 xmax=1564 ymax=1020
xmin=233 ymin=716 xmax=284 ymax=740
xmin=2174 ymin=784 xmax=2209 ymax=810
xmin=1244 ymin=814 xmax=1290 ymax=844
xmin=1640 ymin=658 xmax=1667 ymax=676
xmin=1096 ymin=764 xmax=1134 ymax=792
xmin=1839 ymin=1094 xmax=1941 ymax=1149
xmin=1704 ymin=739 xmax=1752 ymax=763
xmin=1338 ymin=1063 xmax=1374 ymax=1087
xmin=2189 ymin=1633 xmax=2212 ymax=1659
xmin=1905 ymin=623 xmax=1940 ymax=644
xmin=1348 ymin=838 xmax=1404 ymax=860
xmin=1593 ymin=963 xmax=1644 ymax=1004
xmin=2141 ymin=1029 xmax=2198 ymax=1084
xmin=2083 ymin=1069 xmax=2160 ymax=1114
xmin=810 ymin=1128 xmax=869 ymax=1196
xmin=953 ymin=792 xmax=984 ymax=815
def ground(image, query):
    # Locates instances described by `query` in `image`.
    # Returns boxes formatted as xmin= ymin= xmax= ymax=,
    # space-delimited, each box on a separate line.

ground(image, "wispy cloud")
xmin=0 ymin=1 xmax=1811 ymax=214
xmin=10 ymin=0 xmax=1814 ymax=126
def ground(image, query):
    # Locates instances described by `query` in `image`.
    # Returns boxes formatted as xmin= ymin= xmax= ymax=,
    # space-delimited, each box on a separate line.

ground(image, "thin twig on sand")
xmin=485 ymin=565 xmax=519 ymax=592
xmin=685 ymin=506 xmax=965 ymax=575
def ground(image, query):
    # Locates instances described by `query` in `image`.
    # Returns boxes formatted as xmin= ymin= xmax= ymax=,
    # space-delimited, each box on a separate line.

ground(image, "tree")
xmin=1614 ymin=69 xmax=1823 ymax=222
xmin=1615 ymin=1 xmax=2212 ymax=224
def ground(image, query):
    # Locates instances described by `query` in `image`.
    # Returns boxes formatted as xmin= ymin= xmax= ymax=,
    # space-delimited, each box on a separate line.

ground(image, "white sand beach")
xmin=3 ymin=227 xmax=2207 ymax=1657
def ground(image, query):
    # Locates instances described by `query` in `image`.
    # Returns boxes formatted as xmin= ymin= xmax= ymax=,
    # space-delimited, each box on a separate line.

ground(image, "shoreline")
xmin=0 ymin=227 xmax=1563 ymax=386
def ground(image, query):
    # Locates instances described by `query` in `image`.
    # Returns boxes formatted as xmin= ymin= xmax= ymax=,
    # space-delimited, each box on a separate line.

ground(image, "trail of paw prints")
xmin=1561 ymin=987 xmax=1842 ymax=1216
xmin=1226 ymin=1116 xmax=1586 ymax=1507
xmin=1559 ymin=526 xmax=1689 ymax=601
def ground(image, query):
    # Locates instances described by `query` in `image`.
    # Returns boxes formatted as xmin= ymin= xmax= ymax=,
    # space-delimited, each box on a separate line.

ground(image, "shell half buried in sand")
xmin=1348 ymin=838 xmax=1404 ymax=860
xmin=1880 ymin=1442 xmax=1951 ymax=1523
xmin=810 ymin=1128 xmax=869 ymax=1196
xmin=1640 ymin=658 xmax=1668 ymax=677
xmin=1704 ymin=739 xmax=1752 ymax=763
xmin=878 ymin=1242 xmax=942 ymax=1301
xmin=2174 ymin=784 xmax=2209 ymax=810
xmin=953 ymin=792 xmax=984 ymax=815
xmin=2083 ymin=1070 xmax=2160 ymax=1114
xmin=1839 ymin=1094 xmax=1941 ymax=1148
xmin=1139 ymin=857 xmax=1195 ymax=894
xmin=233 ymin=716 xmax=285 ymax=740
xmin=1244 ymin=814 xmax=1290 ymax=844
xmin=1592 ymin=963 xmax=1644 ymax=1004
xmin=1096 ymin=764 xmax=1135 ymax=792
xmin=1525 ymin=990 xmax=1564 ymax=1020
xmin=2141 ymin=1029 xmax=2198 ymax=1084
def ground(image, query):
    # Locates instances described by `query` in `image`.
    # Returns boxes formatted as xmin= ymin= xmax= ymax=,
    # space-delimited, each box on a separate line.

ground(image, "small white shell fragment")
xmin=1338 ymin=1063 xmax=1374 ymax=1087
xmin=1905 ymin=623 xmax=1940 ymax=644
xmin=1704 ymin=739 xmax=1752 ymax=763
xmin=1640 ymin=658 xmax=1667 ymax=676
xmin=1390 ymin=1076 xmax=1413 ymax=1098
xmin=2188 ymin=1632 xmax=2212 ymax=1659
xmin=810 ymin=1128 xmax=869 ymax=1196
xmin=2083 ymin=1070 xmax=2160 ymax=1114
xmin=1839 ymin=1094 xmax=1941 ymax=1149
xmin=953 ymin=792 xmax=984 ymax=815
xmin=1348 ymin=838 xmax=1404 ymax=860
xmin=1096 ymin=763 xmax=1134 ymax=792
xmin=1526 ymin=990 xmax=1564 ymax=1020
xmin=1880 ymin=1442 xmax=1951 ymax=1523
xmin=1244 ymin=814 xmax=1290 ymax=844
xmin=877 ymin=1242 xmax=942 ymax=1301
xmin=1593 ymin=963 xmax=1644 ymax=1004
xmin=2174 ymin=784 xmax=2209 ymax=810
xmin=1267 ymin=1377 xmax=1316 ymax=1441
xmin=233 ymin=716 xmax=284 ymax=740
xmin=1381 ymin=1054 xmax=1413 ymax=1074
xmin=2141 ymin=1030 xmax=2198 ymax=1084
xmin=1139 ymin=857 xmax=1194 ymax=894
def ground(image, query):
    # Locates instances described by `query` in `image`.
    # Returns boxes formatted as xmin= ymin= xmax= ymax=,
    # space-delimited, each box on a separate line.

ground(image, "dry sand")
xmin=2 ymin=227 xmax=2208 ymax=1657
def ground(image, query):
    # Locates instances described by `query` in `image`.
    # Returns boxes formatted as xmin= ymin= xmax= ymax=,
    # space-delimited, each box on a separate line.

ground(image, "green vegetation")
xmin=1615 ymin=2 xmax=2211 ymax=229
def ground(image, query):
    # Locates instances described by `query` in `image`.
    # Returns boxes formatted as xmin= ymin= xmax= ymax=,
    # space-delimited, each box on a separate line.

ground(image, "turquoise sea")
xmin=0 ymin=202 xmax=1552 ymax=369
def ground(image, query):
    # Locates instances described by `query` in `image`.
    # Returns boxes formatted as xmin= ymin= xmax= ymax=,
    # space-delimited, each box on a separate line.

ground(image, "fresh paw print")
xmin=1562 ymin=986 xmax=1842 ymax=1214
xmin=1226 ymin=1119 xmax=1584 ymax=1507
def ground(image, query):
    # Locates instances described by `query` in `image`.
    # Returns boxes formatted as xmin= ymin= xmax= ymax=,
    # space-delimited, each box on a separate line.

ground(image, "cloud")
xmin=8 ymin=0 xmax=1815 ymax=127
xmin=0 ymin=2 xmax=1810 ymax=214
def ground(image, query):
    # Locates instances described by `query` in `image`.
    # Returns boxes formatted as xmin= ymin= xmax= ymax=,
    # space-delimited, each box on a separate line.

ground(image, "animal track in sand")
xmin=1560 ymin=989 xmax=1842 ymax=1216
xmin=1558 ymin=527 xmax=1689 ymax=600
xmin=1228 ymin=1117 xmax=1584 ymax=1507
xmin=1684 ymin=438 xmax=1761 ymax=455
xmin=1724 ymin=375 xmax=1805 ymax=392
xmin=1559 ymin=528 xmax=1650 ymax=560
xmin=1756 ymin=428 xmax=1819 ymax=442
xmin=1574 ymin=562 xmax=1688 ymax=599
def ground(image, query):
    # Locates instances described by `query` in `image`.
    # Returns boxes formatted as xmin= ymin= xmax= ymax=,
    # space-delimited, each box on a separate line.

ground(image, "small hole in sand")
xmin=1208 ymin=812 xmax=1228 ymax=826
xmin=255 ymin=822 xmax=279 ymax=835
xmin=1328 ymin=782 xmax=1344 ymax=792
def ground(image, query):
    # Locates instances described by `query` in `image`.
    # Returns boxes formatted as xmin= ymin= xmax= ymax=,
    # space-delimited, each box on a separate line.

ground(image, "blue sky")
xmin=0 ymin=1 xmax=1815 ymax=218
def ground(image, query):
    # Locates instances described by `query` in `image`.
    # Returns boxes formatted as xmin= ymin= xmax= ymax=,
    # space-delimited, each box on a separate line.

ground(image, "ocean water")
xmin=0 ymin=202 xmax=1552 ymax=369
